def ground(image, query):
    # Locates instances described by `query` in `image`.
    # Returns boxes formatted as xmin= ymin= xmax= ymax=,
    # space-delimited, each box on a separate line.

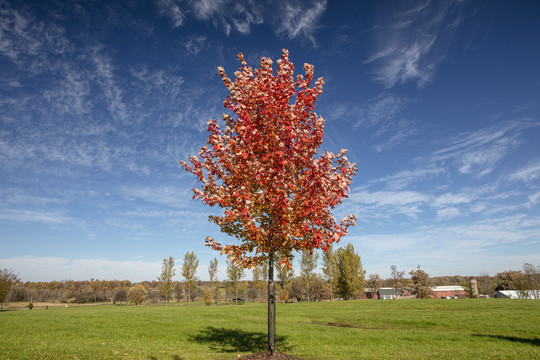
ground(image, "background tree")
xmin=276 ymin=254 xmax=295 ymax=303
xmin=311 ymin=276 xmax=329 ymax=301
xmin=522 ymin=263 xmax=540 ymax=299
xmin=208 ymin=257 xmax=219 ymax=304
xmin=476 ymin=272 xmax=494 ymax=297
xmin=158 ymin=256 xmax=175 ymax=306
xmin=300 ymin=250 xmax=319 ymax=302
xmin=336 ymin=244 xmax=365 ymax=299
xmin=322 ymin=245 xmax=339 ymax=301
xmin=409 ymin=269 xmax=433 ymax=299
xmin=390 ymin=265 xmax=405 ymax=293
xmin=182 ymin=251 xmax=199 ymax=306
xmin=288 ymin=277 xmax=306 ymax=301
xmin=366 ymin=273 xmax=382 ymax=295
xmin=181 ymin=50 xmax=357 ymax=353
xmin=226 ymin=260 xmax=245 ymax=305
xmin=252 ymin=264 xmax=267 ymax=302
xmin=174 ymin=281 xmax=184 ymax=302
xmin=495 ymin=270 xmax=523 ymax=291
xmin=113 ymin=287 xmax=128 ymax=304
xmin=128 ymin=284 xmax=147 ymax=305
xmin=0 ymin=268 xmax=20 ymax=311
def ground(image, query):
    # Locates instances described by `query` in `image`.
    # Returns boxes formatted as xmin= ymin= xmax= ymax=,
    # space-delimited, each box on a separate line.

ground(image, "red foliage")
xmin=180 ymin=49 xmax=357 ymax=268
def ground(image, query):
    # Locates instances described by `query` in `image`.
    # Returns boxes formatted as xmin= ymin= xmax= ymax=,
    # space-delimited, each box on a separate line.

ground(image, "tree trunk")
xmin=268 ymin=255 xmax=276 ymax=355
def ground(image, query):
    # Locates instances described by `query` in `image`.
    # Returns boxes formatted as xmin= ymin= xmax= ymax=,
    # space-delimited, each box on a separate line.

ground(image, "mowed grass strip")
xmin=0 ymin=299 xmax=539 ymax=359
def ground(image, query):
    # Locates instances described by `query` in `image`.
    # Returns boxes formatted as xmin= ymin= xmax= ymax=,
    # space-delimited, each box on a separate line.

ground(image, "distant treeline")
xmin=6 ymin=265 xmax=538 ymax=305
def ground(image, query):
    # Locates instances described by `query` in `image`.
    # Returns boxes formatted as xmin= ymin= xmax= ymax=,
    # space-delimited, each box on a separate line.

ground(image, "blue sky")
xmin=1 ymin=0 xmax=539 ymax=282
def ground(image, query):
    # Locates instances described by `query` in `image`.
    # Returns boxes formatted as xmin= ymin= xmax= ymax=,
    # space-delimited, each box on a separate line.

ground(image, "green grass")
xmin=1 ymin=299 xmax=539 ymax=359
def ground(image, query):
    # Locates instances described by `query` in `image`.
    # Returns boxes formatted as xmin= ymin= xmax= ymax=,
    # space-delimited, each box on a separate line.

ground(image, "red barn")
xmin=431 ymin=286 xmax=467 ymax=299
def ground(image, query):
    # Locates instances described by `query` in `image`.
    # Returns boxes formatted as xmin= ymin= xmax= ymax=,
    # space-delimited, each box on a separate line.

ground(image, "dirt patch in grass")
xmin=238 ymin=351 xmax=304 ymax=359
xmin=323 ymin=322 xmax=386 ymax=330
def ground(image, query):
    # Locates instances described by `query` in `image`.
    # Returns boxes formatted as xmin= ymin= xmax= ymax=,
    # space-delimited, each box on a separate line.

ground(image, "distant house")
xmin=494 ymin=290 xmax=540 ymax=299
xmin=377 ymin=287 xmax=402 ymax=300
xmin=431 ymin=286 xmax=467 ymax=299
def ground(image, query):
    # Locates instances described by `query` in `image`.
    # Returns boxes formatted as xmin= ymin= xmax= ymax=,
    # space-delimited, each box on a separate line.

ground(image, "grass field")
xmin=1 ymin=299 xmax=539 ymax=359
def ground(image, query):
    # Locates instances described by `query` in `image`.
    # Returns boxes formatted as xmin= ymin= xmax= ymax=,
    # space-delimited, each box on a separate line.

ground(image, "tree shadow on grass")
xmin=189 ymin=326 xmax=292 ymax=353
xmin=473 ymin=334 xmax=540 ymax=347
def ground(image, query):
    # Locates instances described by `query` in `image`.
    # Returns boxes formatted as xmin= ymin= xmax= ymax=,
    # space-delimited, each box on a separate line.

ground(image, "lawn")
xmin=0 ymin=299 xmax=539 ymax=359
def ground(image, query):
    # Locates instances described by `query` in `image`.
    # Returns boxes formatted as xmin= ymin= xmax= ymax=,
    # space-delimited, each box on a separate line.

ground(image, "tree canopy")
xmin=181 ymin=49 xmax=357 ymax=269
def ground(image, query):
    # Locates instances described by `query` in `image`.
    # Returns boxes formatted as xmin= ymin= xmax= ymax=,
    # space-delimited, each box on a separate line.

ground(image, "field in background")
xmin=1 ymin=299 xmax=539 ymax=359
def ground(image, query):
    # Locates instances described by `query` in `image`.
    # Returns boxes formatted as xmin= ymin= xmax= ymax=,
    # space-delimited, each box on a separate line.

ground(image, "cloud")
xmin=527 ymin=191 xmax=540 ymax=207
xmin=365 ymin=0 xmax=464 ymax=88
xmin=155 ymin=0 xmax=326 ymax=46
xmin=348 ymin=214 xmax=540 ymax=277
xmin=349 ymin=190 xmax=429 ymax=219
xmin=184 ymin=35 xmax=207 ymax=54
xmin=355 ymin=93 xmax=411 ymax=128
xmin=369 ymin=167 xmax=444 ymax=190
xmin=508 ymin=159 xmax=540 ymax=183
xmin=432 ymin=120 xmax=537 ymax=177
xmin=344 ymin=92 xmax=417 ymax=152
xmin=436 ymin=207 xmax=461 ymax=220
xmin=156 ymin=0 xmax=186 ymax=27
xmin=0 ymin=256 xmax=162 ymax=282
xmin=275 ymin=0 xmax=327 ymax=46
xmin=0 ymin=209 xmax=71 ymax=224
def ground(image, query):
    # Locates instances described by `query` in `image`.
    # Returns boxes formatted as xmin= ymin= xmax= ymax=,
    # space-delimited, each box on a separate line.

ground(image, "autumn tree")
xmin=409 ymin=269 xmax=433 ymax=299
xmin=158 ymin=256 xmax=176 ymax=306
xmin=180 ymin=50 xmax=356 ymax=354
xmin=322 ymin=245 xmax=338 ymax=300
xmin=300 ymin=250 xmax=319 ymax=302
xmin=495 ymin=270 xmax=523 ymax=291
xmin=182 ymin=251 xmax=199 ymax=306
xmin=208 ymin=257 xmax=219 ymax=304
xmin=0 ymin=268 xmax=20 ymax=311
xmin=336 ymin=244 xmax=365 ymax=299
xmin=128 ymin=284 xmax=147 ymax=305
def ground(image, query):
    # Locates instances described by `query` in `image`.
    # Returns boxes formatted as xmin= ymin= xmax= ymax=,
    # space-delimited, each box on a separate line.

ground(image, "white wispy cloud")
xmin=365 ymin=0 xmax=464 ymax=88
xmin=432 ymin=120 xmax=537 ymax=177
xmin=121 ymin=185 xmax=192 ymax=209
xmin=369 ymin=167 xmax=444 ymax=190
xmin=0 ymin=208 xmax=72 ymax=224
xmin=436 ymin=207 xmax=461 ymax=220
xmin=350 ymin=190 xmax=429 ymax=219
xmin=527 ymin=192 xmax=540 ymax=207
xmin=355 ymin=93 xmax=411 ymax=128
xmin=507 ymin=159 xmax=540 ymax=183
xmin=347 ymin=214 xmax=540 ymax=277
xmin=156 ymin=0 xmax=186 ymax=27
xmin=275 ymin=0 xmax=326 ymax=46
xmin=0 ymin=256 xmax=162 ymax=282
xmin=328 ymin=93 xmax=417 ymax=152
xmin=184 ymin=35 xmax=207 ymax=54
xmin=155 ymin=0 xmax=326 ymax=46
